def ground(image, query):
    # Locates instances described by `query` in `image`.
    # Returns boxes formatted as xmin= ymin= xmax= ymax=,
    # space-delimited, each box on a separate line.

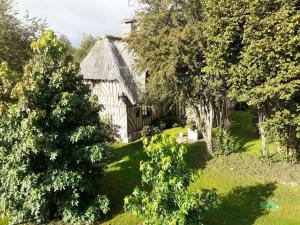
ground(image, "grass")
xmin=1 ymin=111 xmax=300 ymax=224
xmin=100 ymin=111 xmax=300 ymax=225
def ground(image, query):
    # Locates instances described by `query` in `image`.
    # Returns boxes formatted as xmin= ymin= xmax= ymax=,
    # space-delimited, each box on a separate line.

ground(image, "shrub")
xmin=262 ymin=109 xmax=299 ymax=161
xmin=0 ymin=31 xmax=110 ymax=225
xmin=151 ymin=115 xmax=186 ymax=131
xmin=124 ymin=135 xmax=217 ymax=225
xmin=141 ymin=125 xmax=161 ymax=138
xmin=186 ymin=120 xmax=197 ymax=130
xmin=212 ymin=128 xmax=240 ymax=156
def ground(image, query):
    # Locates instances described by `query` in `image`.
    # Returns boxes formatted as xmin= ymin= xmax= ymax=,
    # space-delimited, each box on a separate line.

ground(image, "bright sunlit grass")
xmin=100 ymin=111 xmax=300 ymax=225
xmin=1 ymin=111 xmax=299 ymax=225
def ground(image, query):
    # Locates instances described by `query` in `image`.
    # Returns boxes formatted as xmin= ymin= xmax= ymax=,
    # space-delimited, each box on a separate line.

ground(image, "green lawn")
xmin=1 ymin=111 xmax=300 ymax=225
xmin=100 ymin=111 xmax=300 ymax=225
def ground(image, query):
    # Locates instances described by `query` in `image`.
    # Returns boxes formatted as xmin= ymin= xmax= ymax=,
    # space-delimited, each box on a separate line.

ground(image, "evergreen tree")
xmin=127 ymin=0 xmax=221 ymax=155
xmin=0 ymin=30 xmax=111 ymax=224
xmin=229 ymin=0 xmax=300 ymax=158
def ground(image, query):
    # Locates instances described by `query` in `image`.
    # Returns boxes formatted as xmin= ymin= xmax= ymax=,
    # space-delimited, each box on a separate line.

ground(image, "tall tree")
xmin=229 ymin=0 xmax=300 ymax=157
xmin=127 ymin=0 xmax=235 ymax=155
xmin=0 ymin=0 xmax=44 ymax=71
xmin=0 ymin=30 xmax=111 ymax=224
xmin=201 ymin=0 xmax=248 ymax=132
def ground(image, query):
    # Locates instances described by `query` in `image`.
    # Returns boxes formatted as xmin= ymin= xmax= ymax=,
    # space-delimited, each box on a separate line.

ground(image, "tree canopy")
xmin=127 ymin=0 xmax=240 ymax=155
xmin=74 ymin=34 xmax=97 ymax=62
xmin=229 ymin=0 xmax=300 ymax=158
xmin=127 ymin=0 xmax=300 ymax=159
xmin=0 ymin=30 xmax=112 ymax=224
xmin=0 ymin=0 xmax=44 ymax=71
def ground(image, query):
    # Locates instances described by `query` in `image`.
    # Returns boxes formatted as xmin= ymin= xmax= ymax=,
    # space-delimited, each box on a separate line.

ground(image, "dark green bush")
xmin=151 ymin=114 xmax=186 ymax=130
xmin=141 ymin=125 xmax=161 ymax=138
xmin=0 ymin=31 xmax=110 ymax=225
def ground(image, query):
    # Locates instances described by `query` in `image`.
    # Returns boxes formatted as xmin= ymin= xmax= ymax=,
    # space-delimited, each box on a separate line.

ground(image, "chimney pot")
xmin=121 ymin=19 xmax=138 ymax=37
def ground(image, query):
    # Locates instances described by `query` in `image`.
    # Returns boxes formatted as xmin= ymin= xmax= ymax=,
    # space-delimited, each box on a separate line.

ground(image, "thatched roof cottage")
xmin=80 ymin=20 xmax=159 ymax=142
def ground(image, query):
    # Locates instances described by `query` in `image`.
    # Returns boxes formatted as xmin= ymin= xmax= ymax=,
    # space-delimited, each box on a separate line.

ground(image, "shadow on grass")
xmin=206 ymin=182 xmax=277 ymax=225
xmin=230 ymin=111 xmax=258 ymax=153
xmin=98 ymin=138 xmax=211 ymax=222
xmin=97 ymin=141 xmax=146 ymax=221
xmin=185 ymin=141 xmax=212 ymax=170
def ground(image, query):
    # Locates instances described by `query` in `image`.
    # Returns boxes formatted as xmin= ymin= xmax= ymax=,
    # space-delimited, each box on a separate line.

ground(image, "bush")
xmin=213 ymin=128 xmax=240 ymax=156
xmin=124 ymin=135 xmax=218 ymax=225
xmin=141 ymin=125 xmax=161 ymax=138
xmin=186 ymin=120 xmax=197 ymax=130
xmin=0 ymin=31 xmax=110 ymax=225
xmin=151 ymin=115 xmax=186 ymax=131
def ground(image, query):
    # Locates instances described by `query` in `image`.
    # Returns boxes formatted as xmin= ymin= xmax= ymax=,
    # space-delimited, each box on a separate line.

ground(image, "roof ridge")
xmin=106 ymin=39 xmax=140 ymax=105
xmin=80 ymin=37 xmax=145 ymax=106
xmin=98 ymin=35 xmax=123 ymax=41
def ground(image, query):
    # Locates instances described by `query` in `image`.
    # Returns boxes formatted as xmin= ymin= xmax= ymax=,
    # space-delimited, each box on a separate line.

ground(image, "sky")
xmin=15 ymin=0 xmax=138 ymax=47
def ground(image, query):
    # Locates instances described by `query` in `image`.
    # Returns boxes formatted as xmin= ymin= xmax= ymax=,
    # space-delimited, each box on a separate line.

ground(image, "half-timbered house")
xmin=80 ymin=20 xmax=160 ymax=142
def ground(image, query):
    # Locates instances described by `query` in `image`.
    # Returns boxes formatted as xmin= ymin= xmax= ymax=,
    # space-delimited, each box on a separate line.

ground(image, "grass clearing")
xmin=1 ymin=111 xmax=299 ymax=225
xmin=100 ymin=111 xmax=300 ymax=225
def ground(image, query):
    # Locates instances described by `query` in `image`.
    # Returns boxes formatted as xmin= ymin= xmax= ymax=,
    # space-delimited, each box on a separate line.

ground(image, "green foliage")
xmin=124 ymin=135 xmax=217 ymax=225
xmin=0 ymin=30 xmax=111 ymax=224
xmin=74 ymin=35 xmax=97 ymax=62
xmin=262 ymin=109 xmax=299 ymax=160
xmin=186 ymin=120 xmax=197 ymax=131
xmin=58 ymin=34 xmax=75 ymax=57
xmin=127 ymin=0 xmax=243 ymax=155
xmin=0 ymin=62 xmax=19 ymax=107
xmin=229 ymin=0 xmax=300 ymax=158
xmin=140 ymin=125 xmax=161 ymax=138
xmin=0 ymin=0 xmax=44 ymax=71
xmin=212 ymin=128 xmax=241 ymax=156
xmin=127 ymin=0 xmax=204 ymax=107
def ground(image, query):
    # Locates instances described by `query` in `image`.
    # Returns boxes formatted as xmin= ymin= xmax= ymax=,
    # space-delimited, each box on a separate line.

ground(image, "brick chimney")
xmin=121 ymin=19 xmax=138 ymax=37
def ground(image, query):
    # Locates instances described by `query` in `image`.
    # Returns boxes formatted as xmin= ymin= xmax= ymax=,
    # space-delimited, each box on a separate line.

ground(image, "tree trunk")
xmin=258 ymin=111 xmax=268 ymax=156
xmin=200 ymin=101 xmax=214 ymax=157
xmin=219 ymin=96 xmax=232 ymax=134
xmin=191 ymin=102 xmax=214 ymax=157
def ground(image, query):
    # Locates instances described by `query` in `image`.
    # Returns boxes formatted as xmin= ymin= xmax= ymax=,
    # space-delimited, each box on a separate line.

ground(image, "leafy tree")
xmin=0 ymin=0 xmax=44 ymax=71
xmin=0 ymin=62 xmax=19 ymax=109
xmin=229 ymin=0 xmax=300 ymax=157
xmin=124 ymin=135 xmax=217 ymax=225
xmin=127 ymin=0 xmax=251 ymax=156
xmin=127 ymin=0 xmax=224 ymax=155
xmin=201 ymin=0 xmax=248 ymax=131
xmin=58 ymin=34 xmax=75 ymax=57
xmin=0 ymin=30 xmax=111 ymax=224
xmin=74 ymin=35 xmax=97 ymax=62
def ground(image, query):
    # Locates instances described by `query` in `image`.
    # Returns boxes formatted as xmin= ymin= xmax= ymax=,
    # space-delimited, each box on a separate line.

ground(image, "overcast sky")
xmin=15 ymin=0 xmax=137 ymax=47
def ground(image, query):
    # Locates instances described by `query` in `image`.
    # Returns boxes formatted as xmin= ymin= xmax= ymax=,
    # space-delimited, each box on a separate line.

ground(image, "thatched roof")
xmin=80 ymin=35 xmax=145 ymax=105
